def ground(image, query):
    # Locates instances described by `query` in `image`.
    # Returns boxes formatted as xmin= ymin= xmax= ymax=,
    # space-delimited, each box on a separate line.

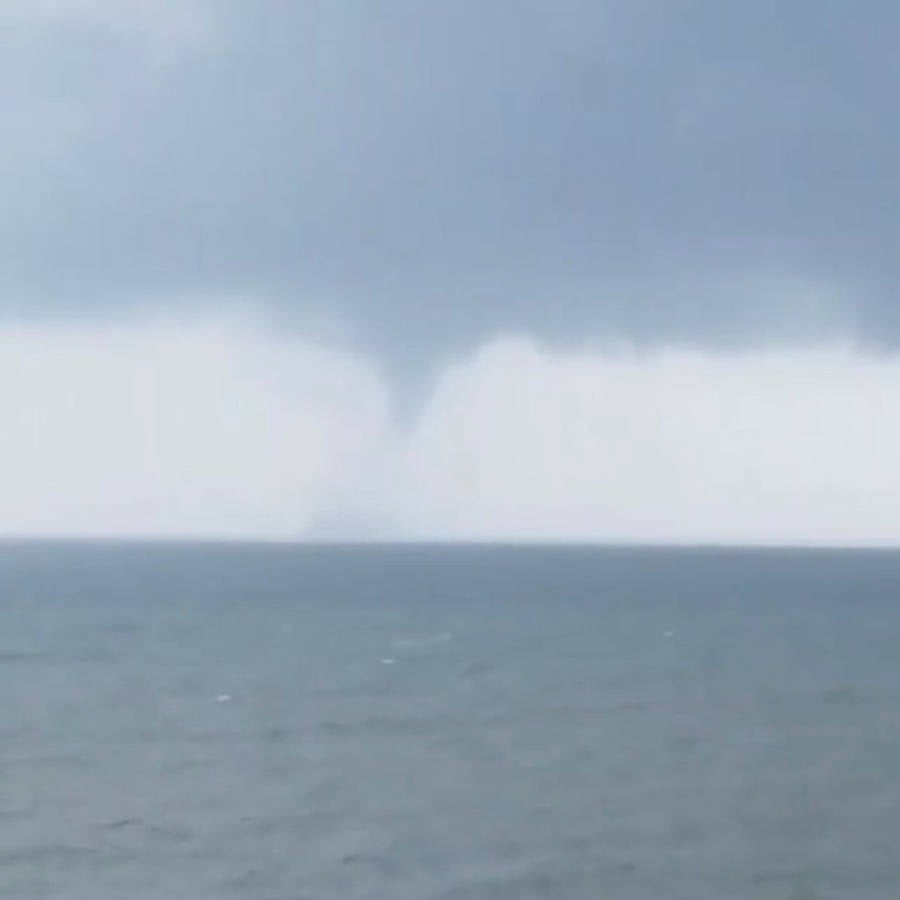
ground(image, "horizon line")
xmin=1 ymin=536 xmax=900 ymax=552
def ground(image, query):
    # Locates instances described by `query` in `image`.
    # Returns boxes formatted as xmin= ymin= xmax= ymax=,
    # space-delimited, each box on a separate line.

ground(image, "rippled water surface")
xmin=0 ymin=542 xmax=899 ymax=898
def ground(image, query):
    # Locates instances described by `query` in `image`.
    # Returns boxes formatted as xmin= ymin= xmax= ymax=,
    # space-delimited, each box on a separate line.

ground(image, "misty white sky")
xmin=2 ymin=1 xmax=900 ymax=543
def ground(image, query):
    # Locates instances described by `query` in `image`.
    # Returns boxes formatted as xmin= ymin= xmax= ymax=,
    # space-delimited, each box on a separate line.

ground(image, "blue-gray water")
xmin=1 ymin=542 xmax=899 ymax=899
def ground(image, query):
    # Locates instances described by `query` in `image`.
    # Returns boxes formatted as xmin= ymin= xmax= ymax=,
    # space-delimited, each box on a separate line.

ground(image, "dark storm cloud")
xmin=3 ymin=0 xmax=899 ymax=366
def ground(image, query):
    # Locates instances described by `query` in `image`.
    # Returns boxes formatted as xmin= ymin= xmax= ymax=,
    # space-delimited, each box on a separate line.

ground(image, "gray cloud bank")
xmin=3 ymin=0 xmax=900 ymax=371
xmin=4 ymin=2 xmax=900 ymax=543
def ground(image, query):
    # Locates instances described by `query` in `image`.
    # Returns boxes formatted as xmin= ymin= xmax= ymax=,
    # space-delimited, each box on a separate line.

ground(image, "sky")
xmin=2 ymin=0 xmax=900 ymax=543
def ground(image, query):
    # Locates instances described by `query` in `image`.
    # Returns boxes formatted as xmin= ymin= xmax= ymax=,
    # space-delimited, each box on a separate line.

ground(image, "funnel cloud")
xmin=2 ymin=2 xmax=899 ymax=542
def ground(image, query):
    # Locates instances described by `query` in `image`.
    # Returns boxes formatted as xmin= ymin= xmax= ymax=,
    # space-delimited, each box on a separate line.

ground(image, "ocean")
xmin=0 ymin=542 xmax=898 ymax=899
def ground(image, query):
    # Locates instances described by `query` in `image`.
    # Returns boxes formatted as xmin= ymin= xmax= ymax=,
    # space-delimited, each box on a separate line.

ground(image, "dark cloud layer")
xmin=3 ymin=0 xmax=899 ymax=370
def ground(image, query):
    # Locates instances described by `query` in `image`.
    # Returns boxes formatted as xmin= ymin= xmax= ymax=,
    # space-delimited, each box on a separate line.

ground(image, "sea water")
xmin=0 ymin=542 xmax=898 ymax=898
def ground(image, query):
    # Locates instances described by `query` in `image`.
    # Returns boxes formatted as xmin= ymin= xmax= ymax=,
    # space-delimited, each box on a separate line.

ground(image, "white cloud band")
xmin=0 ymin=316 xmax=897 ymax=545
